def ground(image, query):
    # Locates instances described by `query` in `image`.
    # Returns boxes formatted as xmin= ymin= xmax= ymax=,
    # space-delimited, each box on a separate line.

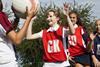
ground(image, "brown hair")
xmin=95 ymin=19 xmax=100 ymax=23
xmin=46 ymin=9 xmax=60 ymax=17
xmin=69 ymin=11 xmax=83 ymax=26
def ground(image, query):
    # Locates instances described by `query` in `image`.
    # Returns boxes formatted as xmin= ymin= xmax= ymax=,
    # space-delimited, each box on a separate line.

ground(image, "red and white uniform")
xmin=42 ymin=26 xmax=67 ymax=62
xmin=32 ymin=24 xmax=70 ymax=67
xmin=68 ymin=24 xmax=86 ymax=57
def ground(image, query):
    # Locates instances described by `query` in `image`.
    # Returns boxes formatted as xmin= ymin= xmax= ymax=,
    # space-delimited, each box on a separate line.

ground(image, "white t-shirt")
xmin=0 ymin=0 xmax=17 ymax=65
xmin=0 ymin=12 xmax=16 ymax=64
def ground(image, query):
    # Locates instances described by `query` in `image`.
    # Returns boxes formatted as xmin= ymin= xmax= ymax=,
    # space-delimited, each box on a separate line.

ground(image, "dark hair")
xmin=69 ymin=11 xmax=83 ymax=26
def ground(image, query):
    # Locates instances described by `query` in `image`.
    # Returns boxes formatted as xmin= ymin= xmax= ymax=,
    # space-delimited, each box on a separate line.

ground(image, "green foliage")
xmin=16 ymin=1 xmax=95 ymax=67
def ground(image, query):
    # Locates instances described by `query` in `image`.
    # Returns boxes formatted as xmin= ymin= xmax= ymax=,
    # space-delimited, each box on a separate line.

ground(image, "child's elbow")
xmin=12 ymin=41 xmax=21 ymax=46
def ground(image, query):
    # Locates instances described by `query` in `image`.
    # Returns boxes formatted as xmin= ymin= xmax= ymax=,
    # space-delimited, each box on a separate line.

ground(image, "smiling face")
xmin=46 ymin=10 xmax=59 ymax=26
xmin=96 ymin=19 xmax=100 ymax=33
xmin=69 ymin=13 xmax=78 ymax=25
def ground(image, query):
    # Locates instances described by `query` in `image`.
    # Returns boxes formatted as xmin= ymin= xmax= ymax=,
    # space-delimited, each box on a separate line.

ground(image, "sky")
xmin=39 ymin=0 xmax=100 ymax=19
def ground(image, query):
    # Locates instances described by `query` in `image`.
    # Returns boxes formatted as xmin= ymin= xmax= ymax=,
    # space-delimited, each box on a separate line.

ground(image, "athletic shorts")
xmin=73 ymin=53 xmax=91 ymax=65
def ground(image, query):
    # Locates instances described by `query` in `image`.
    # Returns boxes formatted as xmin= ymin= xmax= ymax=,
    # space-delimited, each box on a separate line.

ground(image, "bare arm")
xmin=92 ymin=55 xmax=100 ymax=67
xmin=7 ymin=17 xmax=33 ymax=45
xmin=66 ymin=14 xmax=75 ymax=34
xmin=63 ymin=3 xmax=75 ymax=34
xmin=7 ymin=1 xmax=37 ymax=45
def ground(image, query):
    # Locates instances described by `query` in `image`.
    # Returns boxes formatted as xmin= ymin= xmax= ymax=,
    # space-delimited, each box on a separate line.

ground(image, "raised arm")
xmin=7 ymin=1 xmax=37 ymax=45
xmin=63 ymin=3 xmax=75 ymax=34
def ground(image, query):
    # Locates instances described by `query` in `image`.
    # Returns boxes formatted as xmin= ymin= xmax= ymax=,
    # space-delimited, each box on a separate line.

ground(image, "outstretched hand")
xmin=63 ymin=3 xmax=70 ymax=16
xmin=26 ymin=0 xmax=37 ymax=19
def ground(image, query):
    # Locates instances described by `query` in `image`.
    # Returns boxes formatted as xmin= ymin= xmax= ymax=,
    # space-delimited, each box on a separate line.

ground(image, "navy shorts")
xmin=73 ymin=53 xmax=91 ymax=65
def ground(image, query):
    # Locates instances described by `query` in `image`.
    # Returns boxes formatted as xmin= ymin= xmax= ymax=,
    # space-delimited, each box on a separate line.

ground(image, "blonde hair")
xmin=95 ymin=19 xmax=100 ymax=23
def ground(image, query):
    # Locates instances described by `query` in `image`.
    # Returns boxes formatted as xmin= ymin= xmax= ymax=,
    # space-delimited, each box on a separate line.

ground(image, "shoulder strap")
xmin=62 ymin=27 xmax=69 ymax=60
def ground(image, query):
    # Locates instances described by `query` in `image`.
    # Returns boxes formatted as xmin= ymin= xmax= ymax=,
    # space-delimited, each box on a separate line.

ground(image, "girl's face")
xmin=69 ymin=13 xmax=78 ymax=25
xmin=96 ymin=20 xmax=100 ymax=33
xmin=47 ymin=11 xmax=58 ymax=26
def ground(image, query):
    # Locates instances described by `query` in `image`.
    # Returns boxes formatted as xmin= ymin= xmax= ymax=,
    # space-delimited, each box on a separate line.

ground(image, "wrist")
xmin=26 ymin=16 xmax=32 ymax=20
xmin=27 ymin=14 xmax=34 ymax=19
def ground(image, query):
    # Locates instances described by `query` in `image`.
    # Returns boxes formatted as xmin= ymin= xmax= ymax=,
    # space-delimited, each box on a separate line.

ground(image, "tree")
xmin=16 ymin=1 xmax=95 ymax=67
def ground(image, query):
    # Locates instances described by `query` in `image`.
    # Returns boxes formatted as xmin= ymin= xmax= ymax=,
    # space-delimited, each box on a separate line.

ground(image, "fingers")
xmin=26 ymin=0 xmax=39 ymax=18
xmin=95 ymin=62 xmax=100 ymax=67
xmin=64 ymin=3 xmax=69 ymax=10
xmin=90 ymin=33 xmax=95 ymax=40
xmin=97 ymin=62 xmax=100 ymax=67
xmin=30 ymin=0 xmax=37 ymax=12
xmin=63 ymin=2 xmax=70 ymax=11
xmin=30 ymin=0 xmax=39 ymax=16
xmin=63 ymin=2 xmax=71 ymax=16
